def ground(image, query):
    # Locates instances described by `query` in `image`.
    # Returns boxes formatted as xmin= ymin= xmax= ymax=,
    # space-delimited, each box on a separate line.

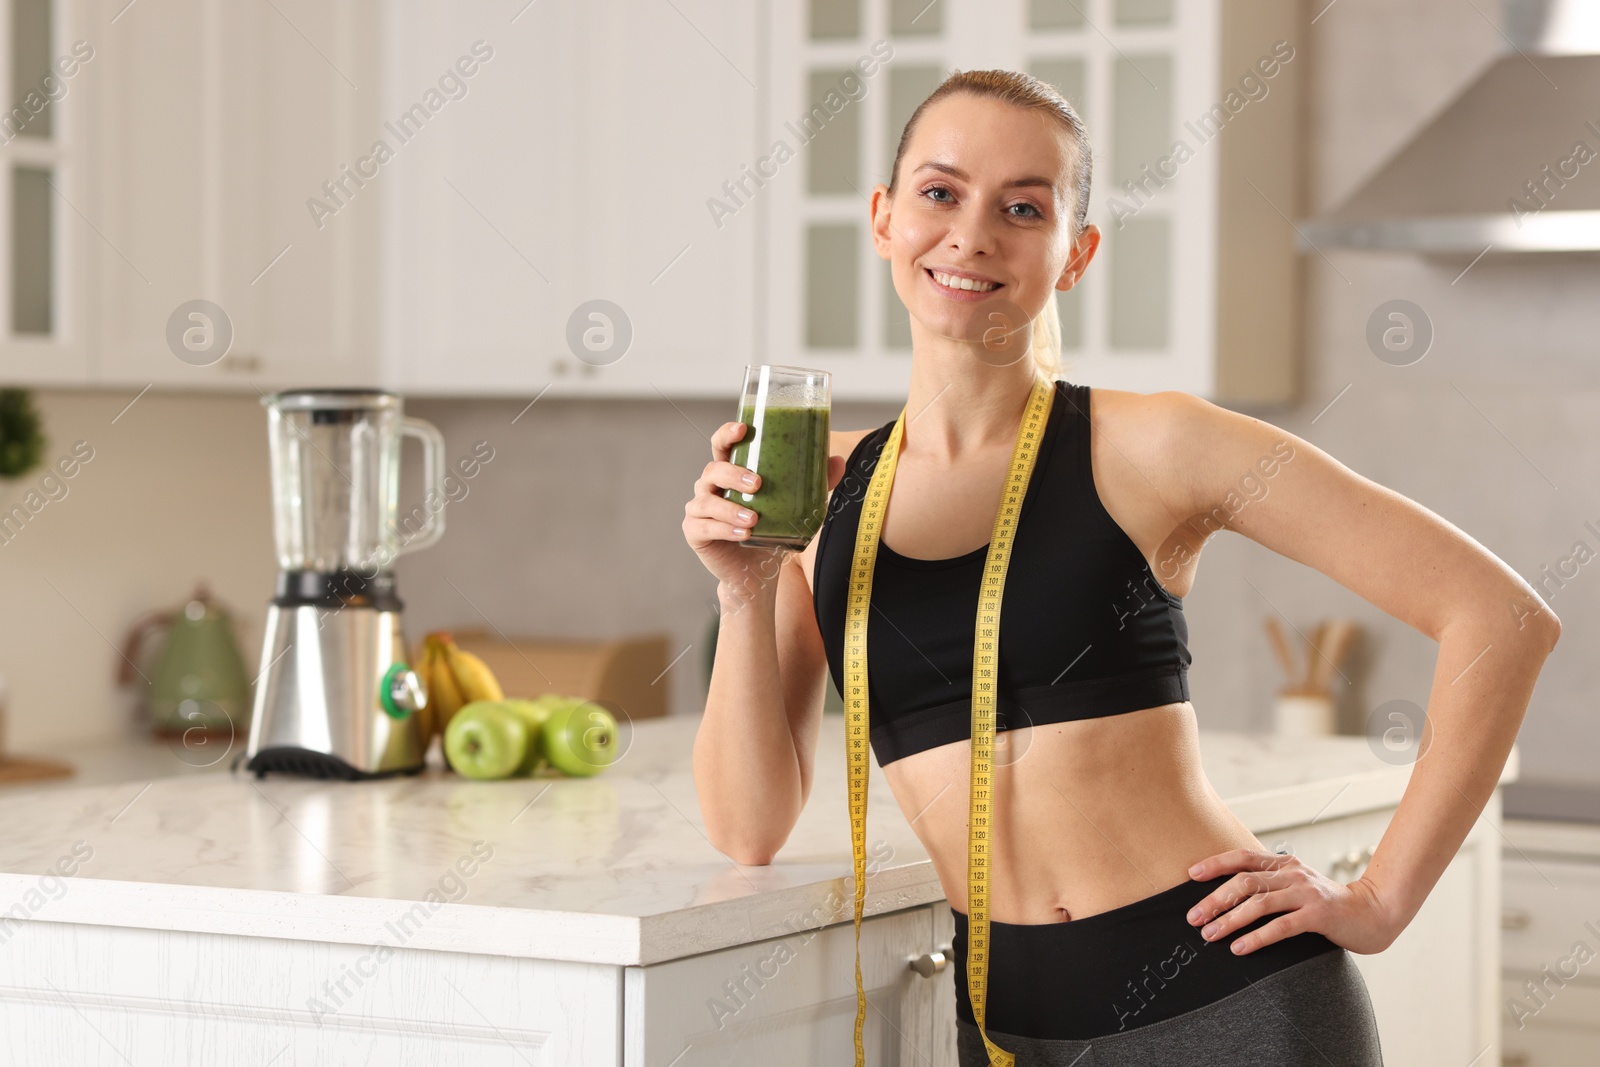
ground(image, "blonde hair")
xmin=886 ymin=69 xmax=1093 ymax=384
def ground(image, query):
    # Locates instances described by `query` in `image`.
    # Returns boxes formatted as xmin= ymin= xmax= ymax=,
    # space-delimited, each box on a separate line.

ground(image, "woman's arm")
xmin=694 ymin=553 xmax=828 ymax=865
xmin=1142 ymin=391 xmax=1560 ymax=955
xmin=691 ymin=438 xmax=850 ymax=866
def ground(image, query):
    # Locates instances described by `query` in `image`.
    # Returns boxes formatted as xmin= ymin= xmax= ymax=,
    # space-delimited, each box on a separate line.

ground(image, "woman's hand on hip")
xmin=1182 ymin=848 xmax=1400 ymax=956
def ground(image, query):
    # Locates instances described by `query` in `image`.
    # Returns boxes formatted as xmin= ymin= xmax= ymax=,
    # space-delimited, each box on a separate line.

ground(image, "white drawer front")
xmin=1502 ymin=975 xmax=1600 ymax=1065
xmin=1502 ymin=857 xmax=1600 ymax=975
xmin=624 ymin=905 xmax=939 ymax=1067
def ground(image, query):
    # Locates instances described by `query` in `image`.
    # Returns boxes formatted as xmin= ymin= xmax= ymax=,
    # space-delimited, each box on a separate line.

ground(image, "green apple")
xmin=540 ymin=698 xmax=619 ymax=777
xmin=443 ymin=700 xmax=529 ymax=780
xmin=501 ymin=697 xmax=560 ymax=775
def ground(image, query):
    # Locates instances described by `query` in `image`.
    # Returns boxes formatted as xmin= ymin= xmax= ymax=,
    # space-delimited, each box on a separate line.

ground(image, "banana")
xmin=410 ymin=640 xmax=439 ymax=750
xmin=448 ymin=646 xmax=505 ymax=705
xmin=422 ymin=634 xmax=468 ymax=727
xmin=419 ymin=632 xmax=504 ymax=736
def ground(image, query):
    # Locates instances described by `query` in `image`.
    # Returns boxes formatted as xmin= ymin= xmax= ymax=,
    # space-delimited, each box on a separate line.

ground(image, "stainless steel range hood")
xmin=1299 ymin=0 xmax=1600 ymax=254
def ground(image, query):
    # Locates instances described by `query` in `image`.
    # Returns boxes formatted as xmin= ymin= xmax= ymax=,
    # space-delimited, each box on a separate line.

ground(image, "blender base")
xmin=245 ymin=746 xmax=426 ymax=781
xmin=246 ymin=597 xmax=427 ymax=779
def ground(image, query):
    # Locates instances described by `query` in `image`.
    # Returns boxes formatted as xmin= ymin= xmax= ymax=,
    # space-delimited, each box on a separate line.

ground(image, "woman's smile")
xmin=924 ymin=266 xmax=1007 ymax=302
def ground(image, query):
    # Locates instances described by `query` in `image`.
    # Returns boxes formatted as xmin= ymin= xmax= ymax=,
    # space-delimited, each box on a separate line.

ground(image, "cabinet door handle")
xmin=220 ymin=352 xmax=262 ymax=373
xmin=1330 ymin=846 xmax=1375 ymax=881
xmin=1502 ymin=908 xmax=1532 ymax=931
xmin=908 ymin=950 xmax=948 ymax=978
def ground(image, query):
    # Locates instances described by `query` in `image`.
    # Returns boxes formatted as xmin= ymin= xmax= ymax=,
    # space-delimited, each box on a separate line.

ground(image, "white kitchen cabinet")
xmin=19 ymin=1 xmax=1297 ymax=400
xmin=0 ymin=0 xmax=91 ymax=384
xmin=762 ymin=0 xmax=1302 ymax=404
xmin=0 ymin=798 xmax=1504 ymax=1067
xmin=625 ymin=903 xmax=949 ymax=1066
xmin=1268 ymin=796 xmax=1503 ymax=1067
xmin=88 ymin=0 xmax=381 ymax=391
xmin=558 ymin=0 xmax=761 ymax=399
xmin=379 ymin=0 xmax=576 ymax=395
xmin=0 ymin=903 xmax=953 ymax=1067
xmin=381 ymin=0 xmax=759 ymax=398
xmin=0 ymin=920 xmax=625 ymax=1066
xmin=20 ymin=0 xmax=760 ymax=396
xmin=1500 ymin=819 xmax=1600 ymax=1067
xmin=0 ymin=720 xmax=1510 ymax=1065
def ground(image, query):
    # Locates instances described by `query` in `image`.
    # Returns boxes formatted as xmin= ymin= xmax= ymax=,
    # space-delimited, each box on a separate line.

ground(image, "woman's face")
xmin=871 ymin=93 xmax=1099 ymax=359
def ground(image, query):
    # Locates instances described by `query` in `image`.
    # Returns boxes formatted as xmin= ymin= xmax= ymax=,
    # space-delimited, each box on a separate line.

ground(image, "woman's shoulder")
xmin=1073 ymin=384 xmax=1192 ymax=456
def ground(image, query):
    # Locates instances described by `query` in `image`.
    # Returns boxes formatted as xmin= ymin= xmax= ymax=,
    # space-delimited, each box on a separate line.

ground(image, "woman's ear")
xmin=1058 ymin=223 xmax=1102 ymax=290
xmin=869 ymin=184 xmax=893 ymax=259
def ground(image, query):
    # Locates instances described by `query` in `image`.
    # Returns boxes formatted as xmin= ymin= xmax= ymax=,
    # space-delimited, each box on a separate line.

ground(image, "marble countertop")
xmin=0 ymin=733 xmax=227 ymax=794
xmin=0 ymin=715 xmax=1517 ymax=966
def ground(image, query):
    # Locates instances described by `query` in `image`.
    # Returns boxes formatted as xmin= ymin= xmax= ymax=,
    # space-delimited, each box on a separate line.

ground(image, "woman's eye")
xmin=920 ymin=186 xmax=1043 ymax=218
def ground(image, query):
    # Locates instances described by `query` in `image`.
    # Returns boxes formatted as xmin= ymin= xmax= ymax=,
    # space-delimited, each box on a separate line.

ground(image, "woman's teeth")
xmin=929 ymin=269 xmax=1000 ymax=293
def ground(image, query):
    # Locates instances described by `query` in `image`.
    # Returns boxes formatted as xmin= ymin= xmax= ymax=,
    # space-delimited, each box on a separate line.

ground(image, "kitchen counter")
xmin=1502 ymin=777 xmax=1600 ymax=823
xmin=0 ymin=733 xmax=230 ymax=793
xmin=0 ymin=715 xmax=1515 ymax=967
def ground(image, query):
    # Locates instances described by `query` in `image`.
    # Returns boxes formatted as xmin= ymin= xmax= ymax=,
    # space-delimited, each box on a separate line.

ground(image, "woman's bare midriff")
xmin=878 ymin=701 xmax=1266 ymax=924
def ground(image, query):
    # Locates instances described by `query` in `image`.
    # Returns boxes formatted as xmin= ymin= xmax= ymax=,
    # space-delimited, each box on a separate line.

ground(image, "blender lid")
xmin=260 ymin=389 xmax=400 ymax=412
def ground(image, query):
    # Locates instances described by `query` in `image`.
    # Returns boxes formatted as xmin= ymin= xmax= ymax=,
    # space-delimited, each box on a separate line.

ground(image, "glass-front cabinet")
xmin=2 ymin=0 xmax=1300 ymax=401
xmin=762 ymin=0 xmax=1302 ymax=404
xmin=0 ymin=0 xmax=88 ymax=383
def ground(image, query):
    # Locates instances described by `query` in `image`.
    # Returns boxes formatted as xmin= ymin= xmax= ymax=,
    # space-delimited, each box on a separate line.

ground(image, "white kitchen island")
xmin=0 ymin=716 xmax=1514 ymax=1066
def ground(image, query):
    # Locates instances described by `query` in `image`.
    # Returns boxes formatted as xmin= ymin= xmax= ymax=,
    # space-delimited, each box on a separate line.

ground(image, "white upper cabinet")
xmin=555 ymin=0 xmax=759 ymax=399
xmin=382 ymin=0 xmax=759 ymax=398
xmin=763 ymin=0 xmax=1302 ymax=404
xmin=89 ymin=0 xmax=380 ymax=391
xmin=11 ymin=0 xmax=1293 ymax=402
xmin=0 ymin=0 xmax=90 ymax=384
xmin=380 ymin=1 xmax=576 ymax=395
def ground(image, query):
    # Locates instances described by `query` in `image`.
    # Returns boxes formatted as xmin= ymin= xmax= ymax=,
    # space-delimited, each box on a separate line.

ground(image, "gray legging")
xmin=956 ymin=947 xmax=1385 ymax=1066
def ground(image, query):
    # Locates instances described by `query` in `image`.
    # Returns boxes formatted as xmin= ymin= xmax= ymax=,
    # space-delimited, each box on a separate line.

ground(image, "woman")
xmin=684 ymin=70 xmax=1559 ymax=1066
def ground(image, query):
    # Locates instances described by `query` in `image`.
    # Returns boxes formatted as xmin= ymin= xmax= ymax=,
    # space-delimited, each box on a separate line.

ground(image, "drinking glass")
xmin=723 ymin=365 xmax=831 ymax=550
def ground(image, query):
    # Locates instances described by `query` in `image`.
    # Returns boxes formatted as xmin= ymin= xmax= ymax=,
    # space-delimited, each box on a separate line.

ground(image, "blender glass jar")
xmin=261 ymin=390 xmax=446 ymax=573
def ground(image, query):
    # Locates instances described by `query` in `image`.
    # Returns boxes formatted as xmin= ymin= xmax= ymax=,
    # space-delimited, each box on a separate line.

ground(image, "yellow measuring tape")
xmin=844 ymin=374 xmax=1054 ymax=1067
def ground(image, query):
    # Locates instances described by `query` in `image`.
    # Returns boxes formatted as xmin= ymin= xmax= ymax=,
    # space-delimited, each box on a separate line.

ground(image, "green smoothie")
xmin=724 ymin=402 xmax=830 ymax=549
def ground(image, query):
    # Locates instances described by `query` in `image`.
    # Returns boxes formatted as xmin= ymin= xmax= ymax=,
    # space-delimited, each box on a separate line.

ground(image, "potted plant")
xmin=0 ymin=388 xmax=44 ymax=481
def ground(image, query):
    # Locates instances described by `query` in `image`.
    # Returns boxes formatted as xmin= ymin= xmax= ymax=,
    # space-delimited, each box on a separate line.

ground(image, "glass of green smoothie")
xmin=723 ymin=364 xmax=831 ymax=551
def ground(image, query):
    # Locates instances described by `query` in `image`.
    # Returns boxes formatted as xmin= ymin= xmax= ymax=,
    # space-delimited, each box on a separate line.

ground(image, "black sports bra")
xmin=811 ymin=380 xmax=1192 ymax=766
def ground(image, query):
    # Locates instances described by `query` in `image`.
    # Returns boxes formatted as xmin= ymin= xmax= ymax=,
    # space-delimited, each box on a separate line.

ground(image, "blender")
xmin=245 ymin=390 xmax=446 ymax=779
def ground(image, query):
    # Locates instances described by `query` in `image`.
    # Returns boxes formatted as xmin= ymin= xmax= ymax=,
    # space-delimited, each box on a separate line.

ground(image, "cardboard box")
xmin=0 ymin=685 xmax=74 ymax=786
xmin=448 ymin=630 xmax=671 ymax=721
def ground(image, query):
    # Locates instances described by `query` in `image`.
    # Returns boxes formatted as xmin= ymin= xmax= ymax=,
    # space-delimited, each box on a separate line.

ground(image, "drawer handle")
xmin=1329 ymin=846 xmax=1375 ymax=881
xmin=909 ymin=950 xmax=948 ymax=978
xmin=1502 ymin=908 xmax=1532 ymax=931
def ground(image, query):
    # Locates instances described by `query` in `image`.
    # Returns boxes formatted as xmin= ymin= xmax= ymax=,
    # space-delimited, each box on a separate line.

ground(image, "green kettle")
xmin=119 ymin=582 xmax=252 ymax=738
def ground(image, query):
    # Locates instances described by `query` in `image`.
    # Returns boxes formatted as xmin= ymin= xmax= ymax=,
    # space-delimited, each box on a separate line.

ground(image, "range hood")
xmin=1299 ymin=0 xmax=1600 ymax=254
